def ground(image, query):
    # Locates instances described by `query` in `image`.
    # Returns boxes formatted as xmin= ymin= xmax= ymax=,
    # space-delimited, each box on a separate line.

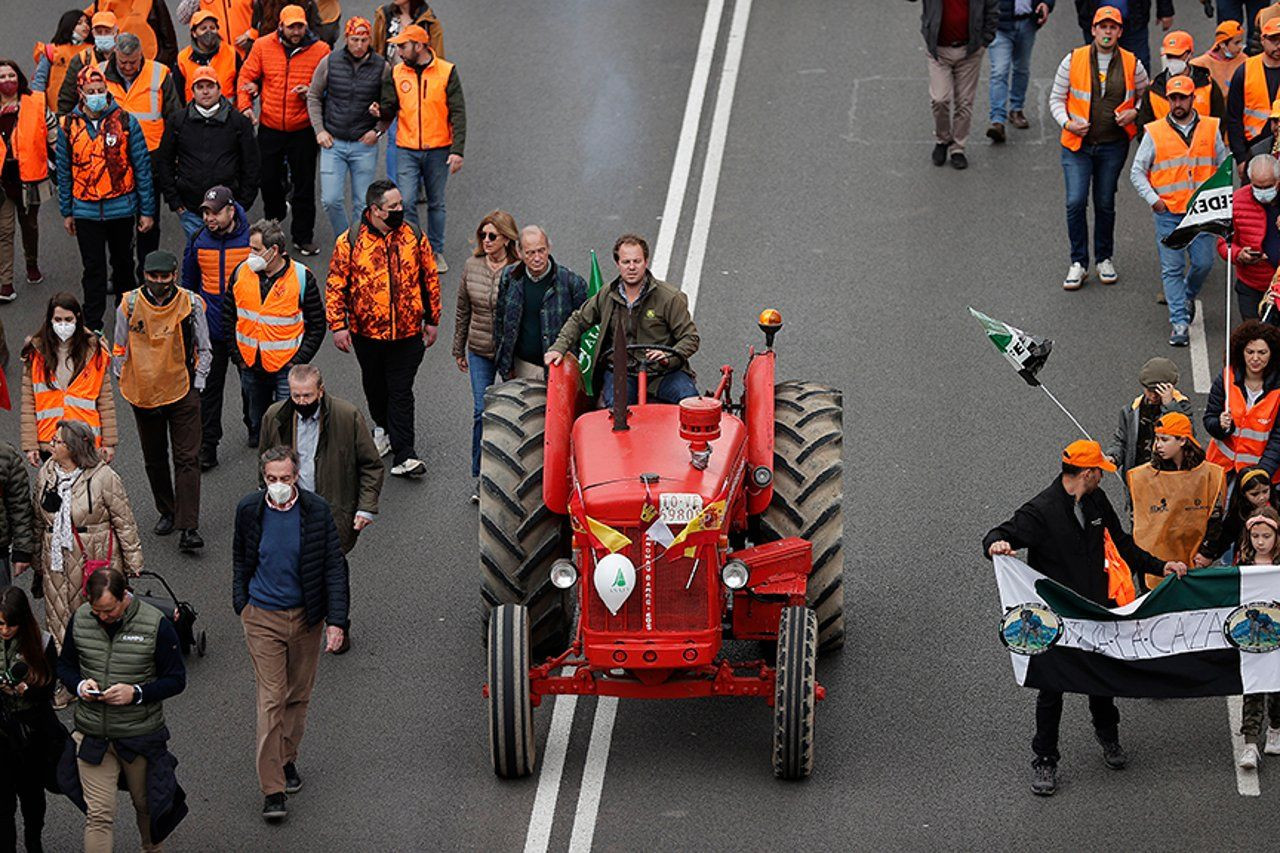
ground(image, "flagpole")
xmin=1038 ymin=383 xmax=1091 ymax=439
xmin=1225 ymin=234 xmax=1233 ymax=370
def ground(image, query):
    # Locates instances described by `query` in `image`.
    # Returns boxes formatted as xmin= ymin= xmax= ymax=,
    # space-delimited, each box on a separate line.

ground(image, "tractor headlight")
xmin=550 ymin=559 xmax=578 ymax=590
xmin=752 ymin=466 xmax=773 ymax=487
xmin=721 ymin=559 xmax=749 ymax=590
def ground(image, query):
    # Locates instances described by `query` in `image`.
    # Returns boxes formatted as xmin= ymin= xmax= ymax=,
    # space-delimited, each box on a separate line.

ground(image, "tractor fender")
xmin=744 ymin=349 xmax=776 ymax=515
xmin=543 ymin=355 xmax=586 ymax=514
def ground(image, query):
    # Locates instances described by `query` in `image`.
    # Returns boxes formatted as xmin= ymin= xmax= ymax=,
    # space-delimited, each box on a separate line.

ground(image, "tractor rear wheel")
xmin=759 ymin=381 xmax=845 ymax=653
xmin=479 ymin=379 xmax=571 ymax=660
xmin=488 ymin=604 xmax=536 ymax=778
xmin=772 ymin=605 xmax=817 ymax=780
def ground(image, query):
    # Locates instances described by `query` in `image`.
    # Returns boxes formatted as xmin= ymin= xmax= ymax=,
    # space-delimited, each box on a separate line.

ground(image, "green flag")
xmin=968 ymin=307 xmax=1053 ymax=387
xmin=577 ymin=250 xmax=604 ymax=394
xmin=1162 ymin=155 xmax=1234 ymax=250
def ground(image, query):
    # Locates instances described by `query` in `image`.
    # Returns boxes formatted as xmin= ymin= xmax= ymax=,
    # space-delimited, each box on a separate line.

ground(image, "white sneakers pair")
xmin=373 ymin=427 xmax=426 ymax=477
xmin=1063 ymin=259 xmax=1118 ymax=291
xmin=1237 ymin=727 xmax=1280 ymax=769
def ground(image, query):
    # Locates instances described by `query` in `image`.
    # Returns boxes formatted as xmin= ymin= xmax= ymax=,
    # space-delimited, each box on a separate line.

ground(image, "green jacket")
xmin=550 ymin=274 xmax=699 ymax=386
xmin=71 ymin=597 xmax=165 ymax=740
xmin=0 ymin=441 xmax=36 ymax=563
xmin=258 ymin=394 xmax=384 ymax=554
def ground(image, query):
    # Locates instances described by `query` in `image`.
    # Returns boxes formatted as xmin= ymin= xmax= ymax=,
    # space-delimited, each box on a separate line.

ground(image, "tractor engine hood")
xmin=571 ymin=405 xmax=746 ymax=526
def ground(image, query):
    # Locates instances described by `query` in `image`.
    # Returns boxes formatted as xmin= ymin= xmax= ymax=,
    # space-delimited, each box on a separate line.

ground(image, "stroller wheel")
xmin=197 ymin=630 xmax=207 ymax=657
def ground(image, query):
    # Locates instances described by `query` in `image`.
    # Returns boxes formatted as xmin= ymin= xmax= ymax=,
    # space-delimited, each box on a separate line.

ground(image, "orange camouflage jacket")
xmin=326 ymin=218 xmax=441 ymax=341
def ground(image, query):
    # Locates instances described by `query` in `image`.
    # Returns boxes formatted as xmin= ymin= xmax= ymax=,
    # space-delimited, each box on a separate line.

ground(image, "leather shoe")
xmin=154 ymin=515 xmax=175 ymax=536
xmin=986 ymin=122 xmax=1006 ymax=143
xmin=931 ymin=142 xmax=948 ymax=166
xmin=179 ymin=529 xmax=204 ymax=552
xmin=199 ymin=448 xmax=218 ymax=472
xmin=1010 ymin=109 xmax=1029 ymax=129
xmin=950 ymin=151 xmax=968 ymax=170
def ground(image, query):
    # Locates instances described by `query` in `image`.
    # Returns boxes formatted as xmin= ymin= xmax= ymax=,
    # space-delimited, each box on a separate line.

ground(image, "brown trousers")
xmin=73 ymin=732 xmax=159 ymax=853
xmin=241 ymin=604 xmax=324 ymax=795
xmin=0 ymin=194 xmax=39 ymax=288
xmin=927 ymin=45 xmax=985 ymax=153
xmin=132 ymin=385 xmax=202 ymax=529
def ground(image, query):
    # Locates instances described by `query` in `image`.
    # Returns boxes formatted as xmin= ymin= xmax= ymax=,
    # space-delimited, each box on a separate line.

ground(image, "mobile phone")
xmin=84 ymin=687 xmax=102 ymax=697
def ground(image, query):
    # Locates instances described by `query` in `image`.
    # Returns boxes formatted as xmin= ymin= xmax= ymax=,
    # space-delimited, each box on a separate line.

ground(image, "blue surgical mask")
xmin=94 ymin=34 xmax=116 ymax=53
xmin=83 ymin=92 xmax=107 ymax=113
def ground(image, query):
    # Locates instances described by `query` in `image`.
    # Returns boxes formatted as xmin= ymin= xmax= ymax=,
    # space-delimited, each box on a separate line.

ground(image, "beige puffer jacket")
xmin=33 ymin=459 xmax=144 ymax=650
xmin=452 ymin=255 xmax=506 ymax=360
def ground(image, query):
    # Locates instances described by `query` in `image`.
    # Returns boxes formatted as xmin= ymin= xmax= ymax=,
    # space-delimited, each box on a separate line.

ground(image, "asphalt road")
xmin=0 ymin=1 xmax=1275 ymax=850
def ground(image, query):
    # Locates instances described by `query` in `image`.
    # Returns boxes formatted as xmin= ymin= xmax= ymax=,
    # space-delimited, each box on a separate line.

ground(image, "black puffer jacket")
xmin=232 ymin=489 xmax=349 ymax=629
xmin=155 ymin=98 xmax=261 ymax=213
xmin=0 ymin=441 xmax=36 ymax=564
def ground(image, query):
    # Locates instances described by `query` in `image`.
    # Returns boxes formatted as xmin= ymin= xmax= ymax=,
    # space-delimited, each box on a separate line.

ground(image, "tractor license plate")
xmin=660 ymin=493 xmax=704 ymax=525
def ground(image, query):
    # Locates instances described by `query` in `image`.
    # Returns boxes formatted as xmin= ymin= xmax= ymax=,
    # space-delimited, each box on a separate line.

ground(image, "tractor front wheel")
xmin=772 ymin=605 xmax=817 ymax=780
xmin=488 ymin=604 xmax=536 ymax=778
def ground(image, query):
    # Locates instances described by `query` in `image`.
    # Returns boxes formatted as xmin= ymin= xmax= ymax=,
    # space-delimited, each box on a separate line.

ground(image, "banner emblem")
xmin=1000 ymin=604 xmax=1063 ymax=656
xmin=1224 ymin=602 xmax=1280 ymax=654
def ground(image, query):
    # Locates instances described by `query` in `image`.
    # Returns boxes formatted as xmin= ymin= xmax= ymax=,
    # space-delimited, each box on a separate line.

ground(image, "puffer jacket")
xmin=180 ymin=202 xmax=252 ymax=343
xmin=33 ymin=459 xmax=144 ymax=651
xmin=236 ymin=30 xmax=330 ymax=133
xmin=326 ymin=212 xmax=441 ymax=340
xmin=1218 ymin=184 xmax=1278 ymax=293
xmin=452 ymin=255 xmax=505 ymax=359
xmin=20 ymin=338 xmax=119 ymax=456
xmin=0 ymin=442 xmax=36 ymax=564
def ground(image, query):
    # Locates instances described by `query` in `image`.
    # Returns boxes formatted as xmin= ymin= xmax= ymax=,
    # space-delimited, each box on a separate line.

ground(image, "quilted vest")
xmin=322 ymin=49 xmax=386 ymax=141
xmin=71 ymin=596 xmax=165 ymax=739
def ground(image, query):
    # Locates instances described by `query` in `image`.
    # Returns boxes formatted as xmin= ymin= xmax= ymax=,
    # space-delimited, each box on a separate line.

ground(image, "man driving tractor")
xmin=544 ymin=233 xmax=700 ymax=404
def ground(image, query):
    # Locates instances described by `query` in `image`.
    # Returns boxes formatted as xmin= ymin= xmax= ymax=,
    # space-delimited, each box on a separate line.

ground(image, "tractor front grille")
xmin=587 ymin=536 xmax=712 ymax=634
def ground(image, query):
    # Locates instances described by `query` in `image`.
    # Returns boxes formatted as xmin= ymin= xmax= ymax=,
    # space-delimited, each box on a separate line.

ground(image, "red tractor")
xmin=480 ymin=310 xmax=843 ymax=779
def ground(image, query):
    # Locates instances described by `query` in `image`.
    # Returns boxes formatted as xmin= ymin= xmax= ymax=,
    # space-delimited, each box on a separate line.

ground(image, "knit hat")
xmin=1139 ymin=357 xmax=1179 ymax=388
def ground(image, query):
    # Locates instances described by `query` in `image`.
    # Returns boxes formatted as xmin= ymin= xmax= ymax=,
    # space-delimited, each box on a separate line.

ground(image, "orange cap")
xmin=388 ymin=24 xmax=430 ymax=45
xmin=1093 ymin=5 xmax=1123 ymax=26
xmin=189 ymin=10 xmax=219 ymax=30
xmin=1155 ymin=412 xmax=1200 ymax=448
xmin=1063 ymin=439 xmax=1117 ymax=472
xmin=345 ymin=16 xmax=372 ymax=37
xmin=278 ymin=4 xmax=307 ymax=27
xmin=1264 ymin=18 xmax=1280 ymax=38
xmin=1215 ymin=20 xmax=1243 ymax=44
xmin=1161 ymin=30 xmax=1193 ymax=56
xmin=1165 ymin=75 xmax=1196 ymax=97
xmin=189 ymin=65 xmax=220 ymax=86
xmin=91 ymin=10 xmax=117 ymax=29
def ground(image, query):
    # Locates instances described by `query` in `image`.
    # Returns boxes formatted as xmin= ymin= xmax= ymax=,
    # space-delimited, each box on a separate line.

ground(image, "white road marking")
xmin=566 ymin=697 xmax=620 ymax=853
xmin=1227 ymin=695 xmax=1261 ymax=796
xmin=1189 ymin=299 xmax=1210 ymax=394
xmin=682 ymin=0 xmax=754 ymax=312
xmin=522 ymin=688 xmax=578 ymax=853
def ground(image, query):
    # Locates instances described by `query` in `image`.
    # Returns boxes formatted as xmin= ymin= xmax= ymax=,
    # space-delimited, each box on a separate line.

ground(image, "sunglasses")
xmin=480 ymin=231 xmax=501 ymax=242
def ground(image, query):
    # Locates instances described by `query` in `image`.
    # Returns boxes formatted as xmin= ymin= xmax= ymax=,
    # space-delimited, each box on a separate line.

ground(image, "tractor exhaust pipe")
xmin=611 ymin=308 xmax=630 ymax=431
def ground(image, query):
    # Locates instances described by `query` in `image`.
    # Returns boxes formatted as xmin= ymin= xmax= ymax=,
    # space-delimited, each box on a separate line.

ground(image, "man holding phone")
xmin=1222 ymin=153 xmax=1280 ymax=322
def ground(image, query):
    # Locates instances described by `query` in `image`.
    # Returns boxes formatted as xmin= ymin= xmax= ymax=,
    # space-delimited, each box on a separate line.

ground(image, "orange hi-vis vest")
xmin=33 ymin=42 xmax=81 ymax=105
xmin=392 ymin=58 xmax=454 ymax=151
xmin=29 ymin=346 xmax=108 ymax=445
xmin=1143 ymin=116 xmax=1221 ymax=214
xmin=176 ymin=43 xmax=237 ymax=100
xmin=106 ymin=59 xmax=168 ymax=151
xmin=1061 ymin=45 xmax=1137 ymax=152
xmin=1149 ymin=78 xmax=1213 ymax=122
xmin=116 ymin=288 xmax=196 ymax=408
xmin=9 ymin=92 xmax=50 ymax=182
xmin=232 ymin=259 xmax=308 ymax=373
xmin=87 ymin=1 xmax=158 ymax=60
xmin=1241 ymin=54 xmax=1275 ymax=142
xmin=64 ymin=108 xmax=135 ymax=202
xmin=1206 ymin=367 xmax=1280 ymax=480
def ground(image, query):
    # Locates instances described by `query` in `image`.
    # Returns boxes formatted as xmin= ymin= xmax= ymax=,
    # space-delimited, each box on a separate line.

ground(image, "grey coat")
xmin=1104 ymin=392 xmax=1195 ymax=479
xmin=911 ymin=0 xmax=1000 ymax=57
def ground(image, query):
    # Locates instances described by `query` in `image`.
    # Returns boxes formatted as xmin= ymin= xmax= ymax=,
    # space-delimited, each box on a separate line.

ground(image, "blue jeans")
xmin=396 ymin=146 xmax=450 ymax=255
xmin=321 ymin=138 xmax=379 ymax=237
xmin=179 ymin=210 xmax=204 ymax=240
xmin=600 ymin=370 xmax=699 ymax=407
xmin=1154 ymin=210 xmax=1216 ymax=327
xmin=239 ymin=366 xmax=291 ymax=441
xmin=1060 ymin=140 xmax=1129 ymax=266
xmin=988 ymin=19 xmax=1037 ymax=124
xmin=467 ymin=351 xmax=497 ymax=478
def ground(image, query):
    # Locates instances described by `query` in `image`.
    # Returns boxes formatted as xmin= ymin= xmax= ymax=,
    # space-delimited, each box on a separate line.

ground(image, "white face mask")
xmin=1164 ymin=58 xmax=1187 ymax=76
xmin=245 ymin=253 xmax=268 ymax=273
xmin=194 ymin=102 xmax=220 ymax=119
xmin=266 ymin=482 xmax=294 ymax=505
xmin=1255 ymin=185 xmax=1279 ymax=205
xmin=52 ymin=321 xmax=77 ymax=342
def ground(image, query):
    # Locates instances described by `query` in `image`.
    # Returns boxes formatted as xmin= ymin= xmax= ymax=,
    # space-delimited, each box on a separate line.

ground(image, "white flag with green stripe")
xmin=994 ymin=555 xmax=1280 ymax=698
xmin=1162 ymin=155 xmax=1234 ymax=250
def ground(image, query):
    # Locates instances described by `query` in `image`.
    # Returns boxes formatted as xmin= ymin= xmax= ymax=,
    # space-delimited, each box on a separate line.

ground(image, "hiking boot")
xmin=283 ymin=762 xmax=303 ymax=794
xmin=154 ymin=515 xmax=175 ymax=536
xmin=1169 ymin=324 xmax=1190 ymax=347
xmin=1239 ymin=742 xmax=1261 ymax=769
xmin=1010 ymin=109 xmax=1029 ymax=129
xmin=950 ymin=151 xmax=969 ymax=170
xmin=179 ymin=529 xmax=204 ymax=552
xmin=1063 ymin=262 xmax=1087 ymax=291
xmin=987 ymin=122 xmax=1006 ymax=143
xmin=1031 ymin=759 xmax=1057 ymax=796
xmin=1097 ymin=735 xmax=1128 ymax=770
xmin=931 ymin=142 xmax=948 ymax=166
xmin=262 ymin=793 xmax=287 ymax=821
xmin=1097 ymin=258 xmax=1118 ymax=284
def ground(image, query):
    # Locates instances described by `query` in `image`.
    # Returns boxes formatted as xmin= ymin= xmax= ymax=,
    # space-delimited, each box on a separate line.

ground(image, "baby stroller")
xmin=132 ymin=570 xmax=206 ymax=657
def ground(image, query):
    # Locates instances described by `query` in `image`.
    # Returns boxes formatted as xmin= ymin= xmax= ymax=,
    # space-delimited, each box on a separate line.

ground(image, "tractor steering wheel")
xmin=601 ymin=343 xmax=686 ymax=378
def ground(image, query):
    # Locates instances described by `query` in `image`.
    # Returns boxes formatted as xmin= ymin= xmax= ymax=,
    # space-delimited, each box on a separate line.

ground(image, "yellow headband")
xmin=1242 ymin=469 xmax=1271 ymax=489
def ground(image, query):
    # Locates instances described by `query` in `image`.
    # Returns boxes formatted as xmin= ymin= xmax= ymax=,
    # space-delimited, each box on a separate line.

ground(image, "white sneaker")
xmin=1097 ymin=258 xmax=1118 ymax=284
xmin=436 ymin=256 xmax=449 ymax=274
xmin=1063 ymin=262 xmax=1087 ymax=290
xmin=1239 ymin=742 xmax=1261 ymax=769
xmin=373 ymin=427 xmax=391 ymax=458
xmin=391 ymin=458 xmax=427 ymax=478
xmin=1266 ymin=727 xmax=1280 ymax=756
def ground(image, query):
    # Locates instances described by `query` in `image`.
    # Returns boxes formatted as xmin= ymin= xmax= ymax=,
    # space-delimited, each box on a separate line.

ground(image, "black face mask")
xmin=294 ymin=398 xmax=320 ymax=419
xmin=382 ymin=208 xmax=404 ymax=230
xmin=196 ymin=32 xmax=221 ymax=51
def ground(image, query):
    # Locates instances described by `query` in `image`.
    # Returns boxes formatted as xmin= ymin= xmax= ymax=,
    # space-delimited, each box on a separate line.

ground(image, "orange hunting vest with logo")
xmin=1241 ymin=54 xmax=1274 ymax=142
xmin=1127 ymin=461 xmax=1225 ymax=590
xmin=86 ymin=0 xmax=158 ymax=60
xmin=1144 ymin=116 xmax=1221 ymax=214
xmin=29 ymin=346 xmax=109 ymax=445
xmin=392 ymin=58 xmax=454 ymax=151
xmin=10 ymin=92 xmax=50 ymax=182
xmin=176 ymin=43 xmax=237 ymax=100
xmin=63 ymin=108 xmax=135 ymax=201
xmin=33 ymin=42 xmax=81 ymax=107
xmin=116 ymin=289 xmax=196 ymax=408
xmin=1206 ymin=367 xmax=1280 ymax=480
xmin=231 ymin=260 xmax=307 ymax=373
xmin=1061 ymin=45 xmax=1137 ymax=152
xmin=105 ymin=59 xmax=168 ymax=151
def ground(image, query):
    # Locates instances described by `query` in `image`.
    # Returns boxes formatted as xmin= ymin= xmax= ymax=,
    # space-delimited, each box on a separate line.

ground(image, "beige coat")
xmin=452 ymin=255 xmax=505 ymax=360
xmin=33 ymin=459 xmax=143 ymax=650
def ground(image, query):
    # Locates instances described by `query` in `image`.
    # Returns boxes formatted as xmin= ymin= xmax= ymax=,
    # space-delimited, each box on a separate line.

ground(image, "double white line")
xmin=522 ymin=2 xmax=754 ymax=850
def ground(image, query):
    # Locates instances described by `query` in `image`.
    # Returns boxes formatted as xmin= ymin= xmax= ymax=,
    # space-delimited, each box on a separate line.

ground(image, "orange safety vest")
xmin=1060 ymin=45 xmax=1137 ymax=152
xmin=1143 ymin=115 xmax=1221 ymax=214
xmin=1241 ymin=54 xmax=1275 ymax=142
xmin=1206 ymin=367 xmax=1280 ymax=480
xmin=116 ymin=288 xmax=196 ymax=408
xmin=1148 ymin=80 xmax=1213 ymax=122
xmin=392 ymin=58 xmax=454 ymax=151
xmin=196 ymin=0 xmax=255 ymax=59
xmin=10 ymin=92 xmax=49 ymax=182
xmin=232 ymin=259 xmax=308 ymax=373
xmin=86 ymin=0 xmax=158 ymax=61
xmin=63 ymin=108 xmax=136 ymax=202
xmin=29 ymin=347 xmax=108 ymax=446
xmin=176 ymin=43 xmax=237 ymax=100
xmin=33 ymin=42 xmax=82 ymax=105
xmin=105 ymin=59 xmax=168 ymax=151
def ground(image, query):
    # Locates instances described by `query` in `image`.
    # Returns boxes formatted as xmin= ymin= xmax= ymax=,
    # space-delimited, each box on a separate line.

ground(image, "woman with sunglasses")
xmin=0 ymin=584 xmax=67 ymax=851
xmin=453 ymin=210 xmax=518 ymax=502
xmin=32 ymin=420 xmax=142 ymax=707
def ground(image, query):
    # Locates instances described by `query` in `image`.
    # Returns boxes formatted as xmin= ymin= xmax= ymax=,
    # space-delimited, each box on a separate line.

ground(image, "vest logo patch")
xmin=119 ymin=633 xmax=147 ymax=643
xmin=105 ymin=133 xmax=119 ymax=147
xmin=400 ymin=80 xmax=412 ymax=92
